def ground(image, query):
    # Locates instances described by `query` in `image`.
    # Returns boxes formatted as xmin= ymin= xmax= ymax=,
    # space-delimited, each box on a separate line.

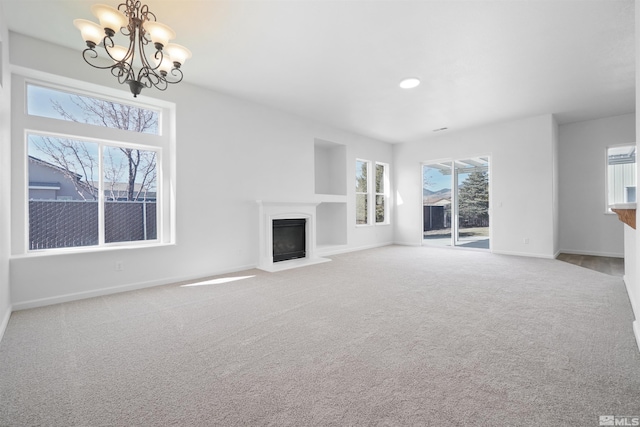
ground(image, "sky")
xmin=423 ymin=164 xmax=481 ymax=192
xmin=27 ymin=84 xmax=159 ymax=134
xmin=422 ymin=159 xmax=488 ymax=192
xmin=423 ymin=166 xmax=453 ymax=191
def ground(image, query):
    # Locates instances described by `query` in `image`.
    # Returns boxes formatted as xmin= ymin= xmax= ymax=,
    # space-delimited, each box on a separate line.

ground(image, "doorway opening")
xmin=422 ymin=157 xmax=490 ymax=249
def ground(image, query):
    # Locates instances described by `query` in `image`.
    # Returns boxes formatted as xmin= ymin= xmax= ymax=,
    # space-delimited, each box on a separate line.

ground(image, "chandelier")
xmin=74 ymin=1 xmax=192 ymax=97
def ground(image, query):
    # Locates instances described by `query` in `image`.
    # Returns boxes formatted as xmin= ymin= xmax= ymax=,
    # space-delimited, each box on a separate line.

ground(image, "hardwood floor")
xmin=557 ymin=253 xmax=624 ymax=277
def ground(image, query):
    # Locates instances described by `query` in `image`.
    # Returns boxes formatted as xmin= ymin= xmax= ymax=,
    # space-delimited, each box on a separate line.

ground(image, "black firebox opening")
xmin=272 ymin=218 xmax=306 ymax=263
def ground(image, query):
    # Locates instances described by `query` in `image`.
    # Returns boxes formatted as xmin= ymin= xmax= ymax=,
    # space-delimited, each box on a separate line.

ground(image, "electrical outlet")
xmin=523 ymin=238 xmax=530 ymax=244
xmin=115 ymin=261 xmax=124 ymax=271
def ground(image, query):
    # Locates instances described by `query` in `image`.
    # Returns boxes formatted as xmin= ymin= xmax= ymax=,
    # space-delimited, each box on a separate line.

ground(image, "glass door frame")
xmin=421 ymin=156 xmax=491 ymax=250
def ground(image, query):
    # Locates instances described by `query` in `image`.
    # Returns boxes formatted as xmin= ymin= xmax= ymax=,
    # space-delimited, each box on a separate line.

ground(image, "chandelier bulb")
xmin=74 ymin=18 xmax=103 ymax=48
xmin=165 ymin=43 xmax=192 ymax=67
xmin=91 ymin=4 xmax=127 ymax=35
xmin=143 ymin=20 xmax=175 ymax=50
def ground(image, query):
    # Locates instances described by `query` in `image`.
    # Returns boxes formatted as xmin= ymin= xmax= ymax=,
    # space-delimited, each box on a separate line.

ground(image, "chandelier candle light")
xmin=74 ymin=0 xmax=192 ymax=97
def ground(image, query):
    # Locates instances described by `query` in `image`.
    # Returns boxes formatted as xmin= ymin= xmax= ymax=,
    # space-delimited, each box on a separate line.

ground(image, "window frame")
xmin=12 ymin=71 xmax=176 ymax=255
xmin=375 ymin=161 xmax=389 ymax=225
xmin=26 ymin=83 xmax=162 ymax=135
xmin=355 ymin=158 xmax=371 ymax=226
xmin=355 ymin=159 xmax=391 ymax=227
xmin=28 ymin=133 xmax=162 ymax=248
xmin=605 ymin=143 xmax=637 ymax=214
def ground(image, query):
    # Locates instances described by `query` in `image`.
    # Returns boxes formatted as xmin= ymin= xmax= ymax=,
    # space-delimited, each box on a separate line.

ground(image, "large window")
xmin=356 ymin=159 xmax=369 ymax=225
xmin=375 ymin=162 xmax=388 ymax=224
xmin=607 ymin=145 xmax=636 ymax=210
xmin=356 ymin=159 xmax=389 ymax=226
xmin=20 ymin=79 xmax=173 ymax=252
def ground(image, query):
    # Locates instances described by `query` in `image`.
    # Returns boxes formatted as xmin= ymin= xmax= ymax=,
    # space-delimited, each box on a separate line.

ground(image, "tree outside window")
xmin=457 ymin=170 xmax=489 ymax=228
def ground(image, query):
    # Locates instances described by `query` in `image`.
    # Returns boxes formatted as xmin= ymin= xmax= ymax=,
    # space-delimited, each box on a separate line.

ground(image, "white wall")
xmin=558 ymin=114 xmax=636 ymax=257
xmin=8 ymin=33 xmax=393 ymax=309
xmin=632 ymin=0 xmax=640 ymax=351
xmin=394 ymin=114 xmax=558 ymax=258
xmin=624 ymin=224 xmax=638 ymax=351
xmin=552 ymin=115 xmax=560 ymax=256
xmin=0 ymin=4 xmax=12 ymax=338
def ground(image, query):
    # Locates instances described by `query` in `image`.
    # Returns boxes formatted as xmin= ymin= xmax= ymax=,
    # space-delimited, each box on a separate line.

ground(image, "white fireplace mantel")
xmin=256 ymin=200 xmax=331 ymax=272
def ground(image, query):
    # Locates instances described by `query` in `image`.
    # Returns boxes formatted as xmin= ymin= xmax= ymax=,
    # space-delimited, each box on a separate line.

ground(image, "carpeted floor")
xmin=1 ymin=245 xmax=639 ymax=426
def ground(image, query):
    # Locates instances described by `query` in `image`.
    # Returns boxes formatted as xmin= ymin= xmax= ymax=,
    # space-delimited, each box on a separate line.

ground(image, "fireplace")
xmin=256 ymin=200 xmax=330 ymax=272
xmin=272 ymin=219 xmax=306 ymax=262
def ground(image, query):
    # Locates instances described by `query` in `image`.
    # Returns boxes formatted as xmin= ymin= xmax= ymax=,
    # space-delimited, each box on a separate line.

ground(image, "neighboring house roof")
xmin=28 ymin=181 xmax=61 ymax=190
xmin=28 ymin=155 xmax=97 ymax=196
xmin=28 ymin=156 xmax=84 ymax=182
xmin=29 ymin=157 xmax=156 ymax=200
xmin=425 ymin=198 xmax=451 ymax=207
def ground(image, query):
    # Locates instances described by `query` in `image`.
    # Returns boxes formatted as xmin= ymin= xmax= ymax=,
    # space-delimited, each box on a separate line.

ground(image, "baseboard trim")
xmin=258 ymin=257 xmax=331 ymax=272
xmin=9 ymin=243 xmax=394 ymax=310
xmin=634 ymin=321 xmax=640 ymax=354
xmin=393 ymin=241 xmax=422 ymax=247
xmin=623 ymin=275 xmax=639 ymax=320
xmin=623 ymin=275 xmax=640 ymax=354
xmin=11 ymin=263 xmax=257 ymax=311
xmin=319 ymin=242 xmax=393 ymax=256
xmin=0 ymin=305 xmax=12 ymax=344
xmin=491 ymin=249 xmax=556 ymax=259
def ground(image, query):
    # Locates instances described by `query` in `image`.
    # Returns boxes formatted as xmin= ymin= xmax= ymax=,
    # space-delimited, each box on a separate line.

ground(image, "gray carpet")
xmin=1 ymin=245 xmax=639 ymax=426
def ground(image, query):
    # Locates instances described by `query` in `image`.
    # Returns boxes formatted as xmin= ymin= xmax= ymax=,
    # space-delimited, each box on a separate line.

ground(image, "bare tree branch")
xmin=50 ymin=94 xmax=158 ymax=201
xmin=32 ymin=137 xmax=98 ymax=200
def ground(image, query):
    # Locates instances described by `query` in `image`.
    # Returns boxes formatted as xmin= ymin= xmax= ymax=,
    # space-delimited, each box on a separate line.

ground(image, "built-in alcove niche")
xmin=314 ymin=138 xmax=346 ymax=197
xmin=314 ymin=138 xmax=348 ymax=253
xmin=316 ymin=202 xmax=347 ymax=249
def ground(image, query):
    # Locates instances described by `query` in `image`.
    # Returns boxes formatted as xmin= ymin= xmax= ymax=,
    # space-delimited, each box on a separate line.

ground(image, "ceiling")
xmin=1 ymin=0 xmax=635 ymax=143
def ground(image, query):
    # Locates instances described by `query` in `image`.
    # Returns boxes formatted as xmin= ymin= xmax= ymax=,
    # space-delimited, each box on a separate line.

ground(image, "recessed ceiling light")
xmin=399 ymin=77 xmax=420 ymax=89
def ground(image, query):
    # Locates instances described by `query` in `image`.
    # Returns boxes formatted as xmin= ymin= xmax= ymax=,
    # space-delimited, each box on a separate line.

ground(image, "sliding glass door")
xmin=423 ymin=162 xmax=452 ymax=246
xmin=454 ymin=158 xmax=490 ymax=248
xmin=423 ymin=157 xmax=490 ymax=249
